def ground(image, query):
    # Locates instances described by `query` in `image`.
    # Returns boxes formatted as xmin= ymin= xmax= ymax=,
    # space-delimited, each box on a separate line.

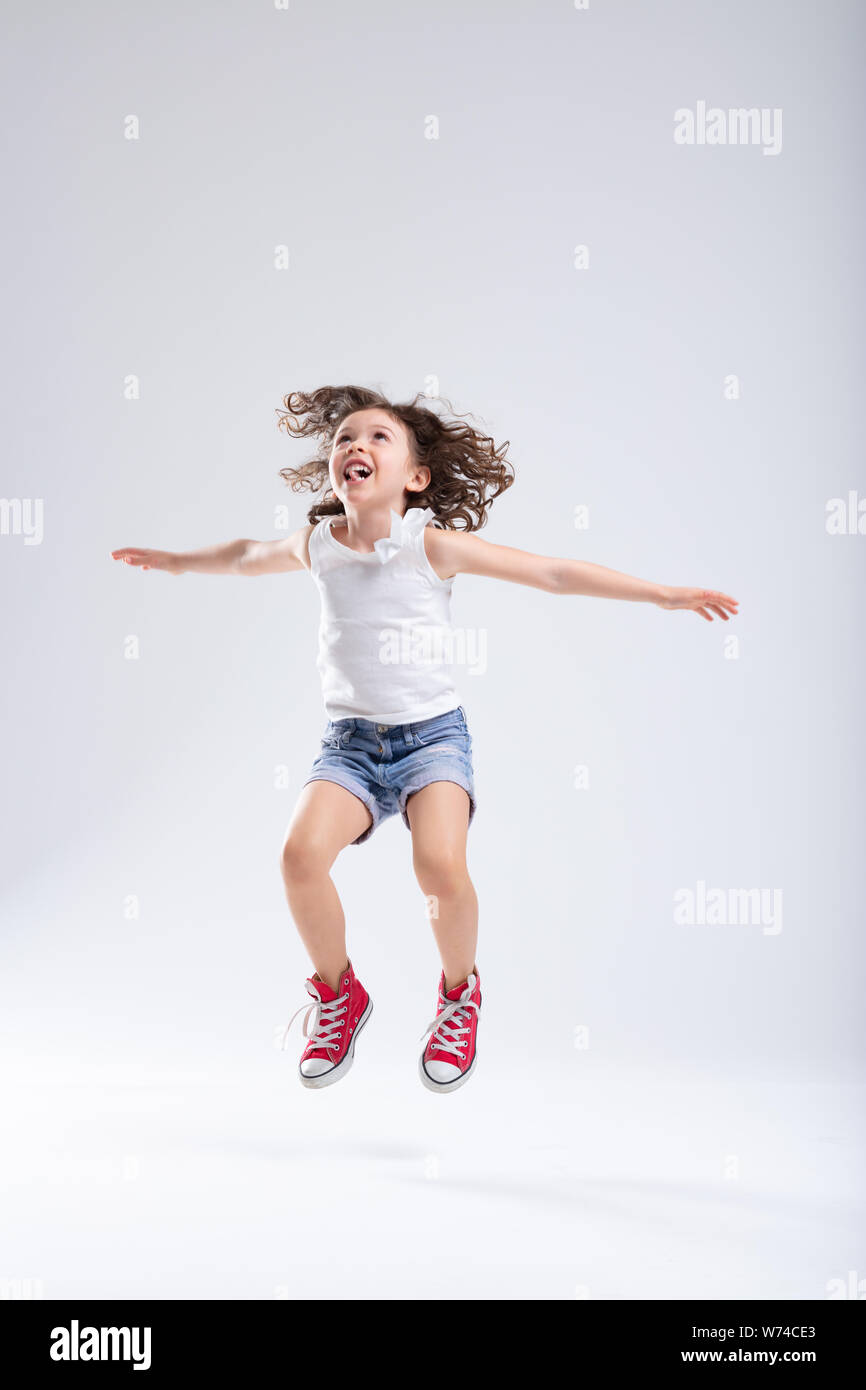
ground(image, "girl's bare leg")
xmin=280 ymin=781 xmax=373 ymax=992
xmin=406 ymin=781 xmax=478 ymax=991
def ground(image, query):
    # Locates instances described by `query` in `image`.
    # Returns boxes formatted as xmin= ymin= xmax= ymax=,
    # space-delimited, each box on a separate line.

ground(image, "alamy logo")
xmin=0 ymin=497 xmax=43 ymax=545
xmin=49 ymin=1320 xmax=151 ymax=1370
xmin=378 ymin=622 xmax=487 ymax=676
xmin=825 ymin=491 xmax=866 ymax=535
xmin=674 ymin=101 xmax=782 ymax=156
xmin=674 ymin=880 xmax=783 ymax=935
xmin=825 ymin=1269 xmax=866 ymax=1299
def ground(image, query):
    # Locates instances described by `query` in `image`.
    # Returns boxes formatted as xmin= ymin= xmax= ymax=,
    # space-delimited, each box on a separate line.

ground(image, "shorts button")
xmin=377 ymin=744 xmax=383 ymax=753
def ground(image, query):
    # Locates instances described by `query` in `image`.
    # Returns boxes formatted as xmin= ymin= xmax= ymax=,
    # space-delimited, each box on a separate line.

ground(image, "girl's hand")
xmin=111 ymin=547 xmax=183 ymax=575
xmin=656 ymin=586 xmax=739 ymax=621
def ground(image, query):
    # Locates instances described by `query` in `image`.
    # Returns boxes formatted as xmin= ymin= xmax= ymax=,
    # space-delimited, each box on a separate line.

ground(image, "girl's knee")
xmin=412 ymin=847 xmax=470 ymax=897
xmin=280 ymin=832 xmax=332 ymax=881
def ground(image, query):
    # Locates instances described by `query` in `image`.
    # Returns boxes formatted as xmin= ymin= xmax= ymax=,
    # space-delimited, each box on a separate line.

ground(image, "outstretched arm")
xmin=425 ymin=528 xmax=739 ymax=622
xmin=111 ymin=525 xmax=314 ymax=577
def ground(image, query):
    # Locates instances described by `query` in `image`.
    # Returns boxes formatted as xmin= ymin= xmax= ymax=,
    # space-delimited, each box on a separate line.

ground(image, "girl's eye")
xmin=337 ymin=431 xmax=388 ymax=443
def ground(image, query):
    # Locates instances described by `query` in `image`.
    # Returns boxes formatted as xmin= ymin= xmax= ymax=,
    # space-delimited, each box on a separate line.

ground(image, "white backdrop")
xmin=1 ymin=0 xmax=863 ymax=1300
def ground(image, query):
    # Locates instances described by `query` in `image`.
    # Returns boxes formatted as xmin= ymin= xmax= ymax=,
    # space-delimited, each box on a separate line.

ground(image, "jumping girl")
xmin=111 ymin=385 xmax=739 ymax=1096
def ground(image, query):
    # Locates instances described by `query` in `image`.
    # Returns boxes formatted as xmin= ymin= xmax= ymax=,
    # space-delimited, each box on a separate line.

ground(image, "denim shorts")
xmin=303 ymin=704 xmax=476 ymax=845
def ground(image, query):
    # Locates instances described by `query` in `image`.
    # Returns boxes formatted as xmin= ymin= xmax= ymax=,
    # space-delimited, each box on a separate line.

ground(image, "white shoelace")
xmin=282 ymin=985 xmax=348 ymax=1054
xmin=418 ymin=982 xmax=479 ymax=1061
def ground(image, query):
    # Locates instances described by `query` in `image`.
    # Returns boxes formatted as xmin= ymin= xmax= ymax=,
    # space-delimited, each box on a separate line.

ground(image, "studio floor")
xmin=2 ymin=1053 xmax=861 ymax=1301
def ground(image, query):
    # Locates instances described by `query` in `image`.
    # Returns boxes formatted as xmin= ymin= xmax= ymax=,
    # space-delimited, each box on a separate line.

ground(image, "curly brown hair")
xmin=275 ymin=385 xmax=514 ymax=531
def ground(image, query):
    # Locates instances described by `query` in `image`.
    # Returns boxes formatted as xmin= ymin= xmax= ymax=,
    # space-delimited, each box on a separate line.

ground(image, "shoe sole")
xmin=298 ymin=994 xmax=374 ymax=1090
xmin=418 ymin=1047 xmax=477 ymax=1094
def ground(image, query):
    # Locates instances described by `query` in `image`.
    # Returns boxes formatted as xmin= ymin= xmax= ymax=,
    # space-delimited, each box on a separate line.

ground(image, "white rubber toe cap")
xmin=423 ymin=1059 xmax=462 ymax=1083
xmin=300 ymin=1057 xmax=335 ymax=1078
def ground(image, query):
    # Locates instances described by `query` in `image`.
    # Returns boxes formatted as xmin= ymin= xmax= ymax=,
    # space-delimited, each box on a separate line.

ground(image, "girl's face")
xmin=329 ymin=409 xmax=428 ymax=509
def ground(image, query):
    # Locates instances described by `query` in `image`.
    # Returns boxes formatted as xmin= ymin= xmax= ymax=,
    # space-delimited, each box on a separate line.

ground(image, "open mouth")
xmin=344 ymin=461 xmax=373 ymax=483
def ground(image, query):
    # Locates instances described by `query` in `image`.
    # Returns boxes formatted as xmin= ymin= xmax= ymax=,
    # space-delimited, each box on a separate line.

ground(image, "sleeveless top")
xmin=307 ymin=506 xmax=461 ymax=725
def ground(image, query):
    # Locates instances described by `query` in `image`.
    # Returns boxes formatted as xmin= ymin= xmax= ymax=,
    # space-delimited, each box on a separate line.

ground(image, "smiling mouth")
xmin=344 ymin=462 xmax=373 ymax=482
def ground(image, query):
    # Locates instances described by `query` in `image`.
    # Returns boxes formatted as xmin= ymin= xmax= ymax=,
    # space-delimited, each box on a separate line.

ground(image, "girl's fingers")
xmin=664 ymin=587 xmax=739 ymax=617
xmin=701 ymin=591 xmax=740 ymax=617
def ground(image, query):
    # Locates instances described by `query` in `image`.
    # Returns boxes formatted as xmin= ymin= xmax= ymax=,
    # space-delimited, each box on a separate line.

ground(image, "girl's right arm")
xmin=111 ymin=524 xmax=314 ymax=577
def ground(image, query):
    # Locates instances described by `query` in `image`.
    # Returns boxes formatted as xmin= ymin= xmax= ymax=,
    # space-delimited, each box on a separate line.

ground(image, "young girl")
xmin=112 ymin=385 xmax=738 ymax=1096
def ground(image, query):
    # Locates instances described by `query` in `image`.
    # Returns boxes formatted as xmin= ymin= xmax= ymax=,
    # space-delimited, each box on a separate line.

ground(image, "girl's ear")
xmin=410 ymin=465 xmax=432 ymax=491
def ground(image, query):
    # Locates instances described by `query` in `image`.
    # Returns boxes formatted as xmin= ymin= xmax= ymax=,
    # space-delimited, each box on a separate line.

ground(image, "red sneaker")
xmin=418 ymin=968 xmax=482 ymax=1093
xmin=282 ymin=958 xmax=373 ymax=1089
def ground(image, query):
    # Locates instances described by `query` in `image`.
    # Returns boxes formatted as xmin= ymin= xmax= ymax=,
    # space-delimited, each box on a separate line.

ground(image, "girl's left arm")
xmin=425 ymin=528 xmax=739 ymax=622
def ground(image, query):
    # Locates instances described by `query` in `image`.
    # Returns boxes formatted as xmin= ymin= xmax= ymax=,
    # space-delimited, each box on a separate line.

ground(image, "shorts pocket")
xmin=412 ymin=714 xmax=471 ymax=750
xmin=321 ymin=724 xmax=351 ymax=750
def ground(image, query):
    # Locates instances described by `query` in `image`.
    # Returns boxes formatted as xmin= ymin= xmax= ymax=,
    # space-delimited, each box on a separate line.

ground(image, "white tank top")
xmin=307 ymin=505 xmax=461 ymax=724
